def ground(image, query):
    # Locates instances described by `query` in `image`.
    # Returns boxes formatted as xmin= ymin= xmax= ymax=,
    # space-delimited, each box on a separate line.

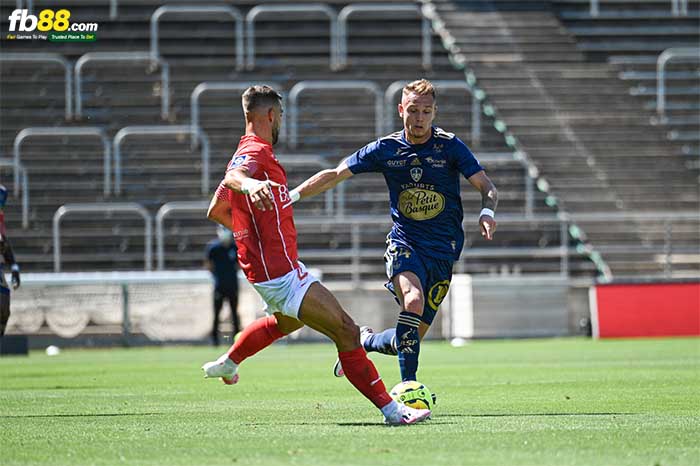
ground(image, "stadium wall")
xmin=6 ymin=272 xmax=593 ymax=348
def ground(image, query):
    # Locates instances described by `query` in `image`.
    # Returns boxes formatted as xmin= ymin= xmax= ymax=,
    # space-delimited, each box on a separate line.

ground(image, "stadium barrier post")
xmin=337 ymin=4 xmax=431 ymax=70
xmin=155 ymin=201 xmax=209 ymax=270
xmin=52 ymin=203 xmax=153 ymax=272
xmin=589 ymin=0 xmax=599 ymax=17
xmin=289 ymin=80 xmax=383 ymax=149
xmin=150 ymin=6 xmax=244 ymax=71
xmin=0 ymin=53 xmax=73 ymax=121
xmin=13 ymin=127 xmax=110 ymax=197
xmin=75 ymin=52 xmax=171 ymax=121
xmin=190 ymin=82 xmax=286 ymax=150
xmin=664 ymin=219 xmax=673 ymax=277
xmin=246 ymin=4 xmax=338 ymax=70
xmin=560 ymin=220 xmax=569 ymax=278
xmin=351 ymin=223 xmax=361 ymax=288
xmin=657 ymin=48 xmax=700 ymax=120
xmin=121 ymin=284 xmax=130 ymax=347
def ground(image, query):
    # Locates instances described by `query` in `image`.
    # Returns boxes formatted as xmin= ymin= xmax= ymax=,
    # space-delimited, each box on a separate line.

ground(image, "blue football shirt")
xmin=345 ymin=127 xmax=484 ymax=260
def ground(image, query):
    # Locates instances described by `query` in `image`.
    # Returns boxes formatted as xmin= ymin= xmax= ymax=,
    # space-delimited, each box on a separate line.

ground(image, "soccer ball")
xmin=389 ymin=380 xmax=436 ymax=410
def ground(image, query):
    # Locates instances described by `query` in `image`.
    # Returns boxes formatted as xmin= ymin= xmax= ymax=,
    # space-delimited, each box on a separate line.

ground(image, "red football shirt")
xmin=216 ymin=134 xmax=299 ymax=283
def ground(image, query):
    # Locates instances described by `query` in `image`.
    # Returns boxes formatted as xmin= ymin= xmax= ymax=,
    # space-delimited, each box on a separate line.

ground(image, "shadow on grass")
xmin=1 ymin=412 xmax=164 ymax=419
xmin=335 ymin=413 xmax=637 ymax=426
xmin=440 ymin=412 xmax=636 ymax=418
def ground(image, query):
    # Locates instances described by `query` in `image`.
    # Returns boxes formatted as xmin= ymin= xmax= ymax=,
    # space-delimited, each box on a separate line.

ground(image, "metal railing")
xmin=246 ymin=4 xmax=339 ymax=70
xmin=75 ymin=52 xmax=170 ymax=120
xmin=190 ymin=82 xmax=287 ymax=148
xmin=113 ymin=125 xmax=210 ymax=196
xmin=337 ymin=3 xmax=431 ymax=69
xmin=656 ymin=47 xmax=700 ymax=120
xmin=0 ymin=159 xmax=29 ymax=229
xmin=288 ymin=80 xmax=383 ymax=149
xmin=15 ymin=0 xmax=32 ymax=11
xmin=155 ymin=201 xmax=208 ymax=270
xmin=0 ymin=53 xmax=73 ymax=120
xmin=589 ymin=0 xmax=689 ymax=16
xmin=150 ymin=5 xmax=244 ymax=71
xmin=476 ymin=152 xmax=536 ymax=218
xmin=275 ymin=153 xmax=335 ymax=215
xmin=53 ymin=203 xmax=153 ymax=272
xmin=560 ymin=210 xmax=700 ymax=279
xmin=385 ymin=79 xmax=481 ymax=146
xmin=293 ymin=214 xmax=575 ymax=285
xmin=13 ymin=127 xmax=111 ymax=197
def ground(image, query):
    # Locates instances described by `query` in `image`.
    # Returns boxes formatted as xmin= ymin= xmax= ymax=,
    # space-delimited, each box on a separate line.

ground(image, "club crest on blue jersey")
xmin=410 ymin=167 xmax=423 ymax=182
xmin=228 ymin=154 xmax=248 ymax=170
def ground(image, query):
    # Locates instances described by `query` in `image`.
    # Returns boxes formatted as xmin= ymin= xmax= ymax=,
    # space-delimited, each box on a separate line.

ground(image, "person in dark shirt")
xmin=205 ymin=226 xmax=240 ymax=346
xmin=0 ymin=185 xmax=21 ymax=338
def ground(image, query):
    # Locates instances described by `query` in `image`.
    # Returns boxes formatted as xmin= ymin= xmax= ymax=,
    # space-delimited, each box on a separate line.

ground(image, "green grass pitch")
xmin=1 ymin=338 xmax=698 ymax=466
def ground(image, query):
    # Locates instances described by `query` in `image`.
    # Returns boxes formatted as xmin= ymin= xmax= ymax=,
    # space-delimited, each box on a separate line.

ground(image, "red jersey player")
xmin=201 ymin=85 xmax=430 ymax=425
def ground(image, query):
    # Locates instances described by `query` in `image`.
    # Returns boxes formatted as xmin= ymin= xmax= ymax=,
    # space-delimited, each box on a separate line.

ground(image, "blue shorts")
xmin=383 ymin=239 xmax=453 ymax=325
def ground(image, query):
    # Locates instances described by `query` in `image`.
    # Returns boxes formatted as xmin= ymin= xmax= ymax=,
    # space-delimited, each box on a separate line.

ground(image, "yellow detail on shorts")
xmin=398 ymin=188 xmax=445 ymax=221
xmin=428 ymin=280 xmax=450 ymax=311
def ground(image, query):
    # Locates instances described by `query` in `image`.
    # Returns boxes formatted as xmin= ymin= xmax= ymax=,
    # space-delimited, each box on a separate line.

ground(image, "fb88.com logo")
xmin=8 ymin=9 xmax=98 ymax=32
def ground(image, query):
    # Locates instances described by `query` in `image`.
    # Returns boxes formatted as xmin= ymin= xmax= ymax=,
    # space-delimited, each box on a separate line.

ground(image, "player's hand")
xmin=11 ymin=265 xmax=20 ymax=289
xmin=249 ymin=180 xmax=282 ymax=211
xmin=479 ymin=215 xmax=496 ymax=240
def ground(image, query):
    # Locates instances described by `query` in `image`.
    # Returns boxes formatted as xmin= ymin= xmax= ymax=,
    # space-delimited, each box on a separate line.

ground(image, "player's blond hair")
xmin=242 ymin=85 xmax=282 ymax=114
xmin=402 ymin=79 xmax=436 ymax=100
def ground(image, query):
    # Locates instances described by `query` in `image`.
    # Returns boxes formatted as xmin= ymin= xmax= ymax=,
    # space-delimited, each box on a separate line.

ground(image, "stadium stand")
xmin=424 ymin=0 xmax=699 ymax=277
xmin=2 ymin=0 xmax=695 ymax=281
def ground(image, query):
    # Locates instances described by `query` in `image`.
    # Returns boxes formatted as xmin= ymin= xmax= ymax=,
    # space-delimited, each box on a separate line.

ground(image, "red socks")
xmin=227 ymin=315 xmax=285 ymax=364
xmin=226 ymin=319 xmax=393 ymax=410
xmin=338 ymin=346 xmax=393 ymax=409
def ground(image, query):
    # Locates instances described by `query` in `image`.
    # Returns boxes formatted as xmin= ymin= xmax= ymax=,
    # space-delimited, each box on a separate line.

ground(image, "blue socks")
xmin=362 ymin=312 xmax=423 ymax=381
xmin=363 ymin=329 xmax=398 ymax=355
xmin=395 ymin=311 xmax=421 ymax=381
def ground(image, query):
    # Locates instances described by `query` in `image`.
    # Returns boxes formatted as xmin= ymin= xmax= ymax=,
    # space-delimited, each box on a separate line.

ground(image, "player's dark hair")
xmin=403 ymin=79 xmax=436 ymax=101
xmin=241 ymin=85 xmax=282 ymax=113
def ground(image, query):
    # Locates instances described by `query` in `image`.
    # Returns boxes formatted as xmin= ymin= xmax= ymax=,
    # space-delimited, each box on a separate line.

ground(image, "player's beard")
xmin=271 ymin=124 xmax=280 ymax=145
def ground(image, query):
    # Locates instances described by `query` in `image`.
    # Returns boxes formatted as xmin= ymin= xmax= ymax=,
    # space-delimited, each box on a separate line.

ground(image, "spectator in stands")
xmin=286 ymin=78 xmax=498 ymax=382
xmin=0 ymin=185 xmax=21 ymax=337
xmin=205 ymin=225 xmax=240 ymax=346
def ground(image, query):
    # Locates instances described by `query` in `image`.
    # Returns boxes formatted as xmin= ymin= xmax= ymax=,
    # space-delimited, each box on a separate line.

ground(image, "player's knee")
xmin=402 ymin=290 xmax=424 ymax=316
xmin=333 ymin=313 xmax=360 ymax=348
xmin=275 ymin=313 xmax=303 ymax=335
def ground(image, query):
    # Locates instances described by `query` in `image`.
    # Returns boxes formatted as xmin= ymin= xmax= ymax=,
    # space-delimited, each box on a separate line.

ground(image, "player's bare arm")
xmin=223 ymin=167 xmax=280 ymax=212
xmin=290 ymin=161 xmax=354 ymax=203
xmin=468 ymin=170 xmax=498 ymax=240
xmin=207 ymin=190 xmax=232 ymax=228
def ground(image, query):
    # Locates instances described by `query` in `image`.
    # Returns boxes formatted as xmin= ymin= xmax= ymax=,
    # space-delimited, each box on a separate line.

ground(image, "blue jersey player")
xmin=287 ymin=79 xmax=498 ymax=382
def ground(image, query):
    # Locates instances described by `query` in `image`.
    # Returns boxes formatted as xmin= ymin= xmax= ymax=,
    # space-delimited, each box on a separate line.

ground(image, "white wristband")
xmin=289 ymin=189 xmax=301 ymax=204
xmin=11 ymin=264 xmax=20 ymax=273
xmin=480 ymin=208 xmax=495 ymax=219
xmin=240 ymin=178 xmax=264 ymax=195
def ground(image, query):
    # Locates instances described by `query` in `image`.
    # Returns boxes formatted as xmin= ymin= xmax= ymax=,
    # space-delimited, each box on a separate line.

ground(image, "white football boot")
xmin=202 ymin=354 xmax=239 ymax=385
xmin=384 ymin=403 xmax=432 ymax=426
xmin=333 ymin=326 xmax=375 ymax=378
